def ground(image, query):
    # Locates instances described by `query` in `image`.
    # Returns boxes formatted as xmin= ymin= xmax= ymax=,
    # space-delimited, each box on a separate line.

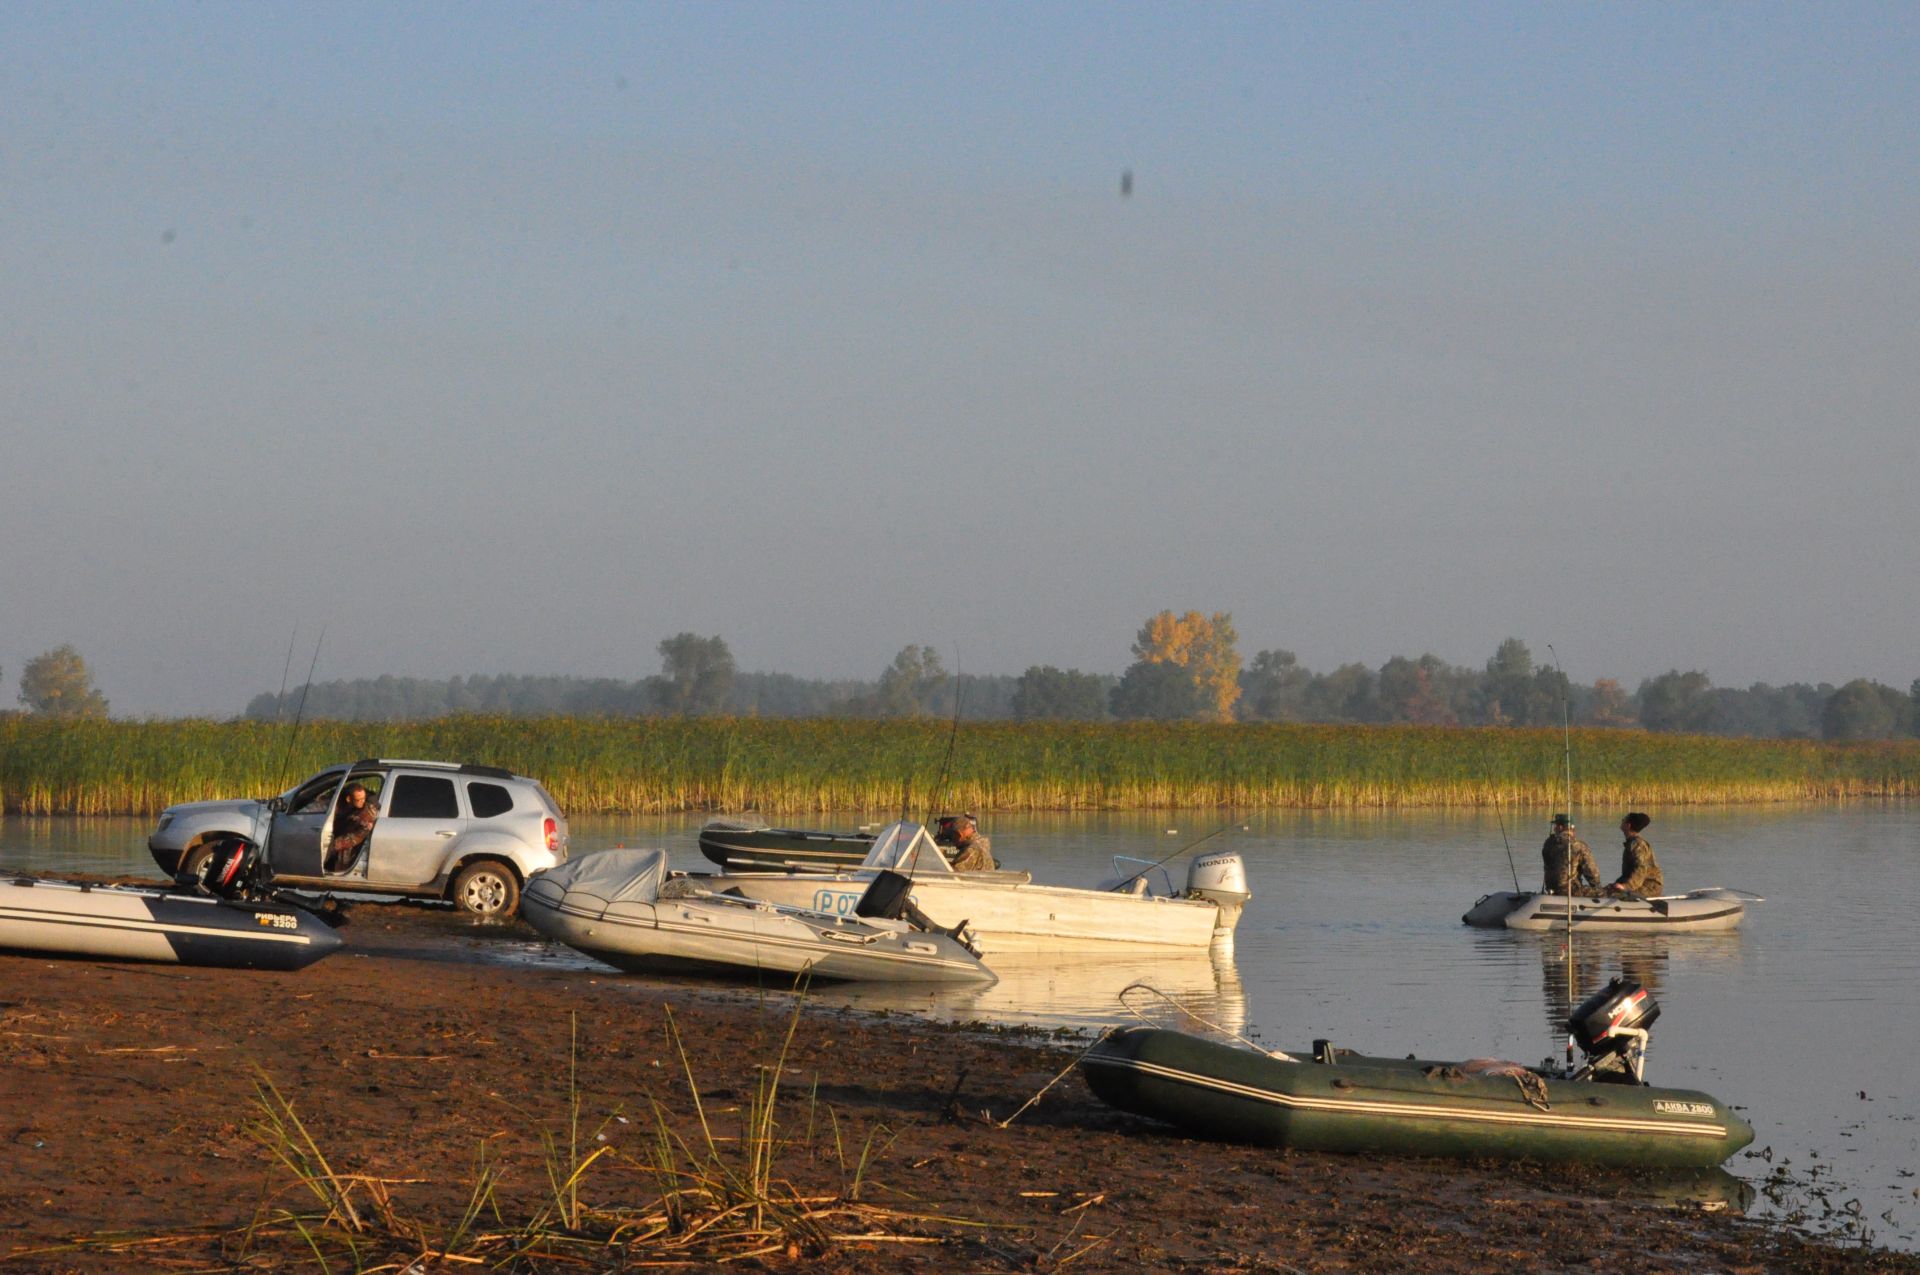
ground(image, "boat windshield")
xmin=858 ymin=822 xmax=953 ymax=875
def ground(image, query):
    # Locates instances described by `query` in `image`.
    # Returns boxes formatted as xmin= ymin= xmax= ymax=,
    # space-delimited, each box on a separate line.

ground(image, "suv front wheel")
xmin=450 ymin=860 xmax=520 ymax=917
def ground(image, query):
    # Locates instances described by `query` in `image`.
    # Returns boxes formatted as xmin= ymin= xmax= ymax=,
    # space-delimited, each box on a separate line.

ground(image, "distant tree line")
xmin=13 ymin=625 xmax=1919 ymax=742
xmin=241 ymin=634 xmax=1024 ymax=722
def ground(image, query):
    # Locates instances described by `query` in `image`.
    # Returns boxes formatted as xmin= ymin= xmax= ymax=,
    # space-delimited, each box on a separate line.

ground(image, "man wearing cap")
xmin=934 ymin=813 xmax=996 ymax=872
xmin=1605 ymin=812 xmax=1663 ymax=897
xmin=1540 ymin=814 xmax=1599 ymax=896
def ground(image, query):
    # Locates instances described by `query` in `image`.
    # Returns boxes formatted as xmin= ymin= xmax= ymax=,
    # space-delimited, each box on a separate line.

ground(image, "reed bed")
xmin=3 ymin=713 xmax=1918 ymax=816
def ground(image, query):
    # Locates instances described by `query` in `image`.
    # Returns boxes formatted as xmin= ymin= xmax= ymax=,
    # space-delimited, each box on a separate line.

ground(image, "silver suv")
xmin=148 ymin=759 xmax=570 ymax=917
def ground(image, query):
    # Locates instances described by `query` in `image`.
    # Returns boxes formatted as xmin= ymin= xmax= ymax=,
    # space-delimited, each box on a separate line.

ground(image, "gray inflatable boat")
xmin=523 ymin=849 xmax=995 ymax=984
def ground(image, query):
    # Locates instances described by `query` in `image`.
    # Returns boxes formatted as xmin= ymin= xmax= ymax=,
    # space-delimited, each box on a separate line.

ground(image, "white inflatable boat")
xmin=1463 ymin=888 xmax=1747 ymax=932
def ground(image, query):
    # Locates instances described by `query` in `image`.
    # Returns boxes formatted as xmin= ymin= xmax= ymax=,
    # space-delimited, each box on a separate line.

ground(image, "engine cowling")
xmin=1185 ymin=851 xmax=1251 ymax=933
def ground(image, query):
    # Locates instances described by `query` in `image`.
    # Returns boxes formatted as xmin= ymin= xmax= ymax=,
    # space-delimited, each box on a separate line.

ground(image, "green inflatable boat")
xmin=1084 ymin=980 xmax=1753 ymax=1169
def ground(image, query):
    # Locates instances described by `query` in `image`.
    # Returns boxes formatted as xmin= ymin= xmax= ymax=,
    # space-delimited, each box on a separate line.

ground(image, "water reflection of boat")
xmin=1611 ymin=1166 xmax=1756 ymax=1215
xmin=1531 ymin=927 xmax=1746 ymax=1049
xmin=814 ymin=943 xmax=1249 ymax=1036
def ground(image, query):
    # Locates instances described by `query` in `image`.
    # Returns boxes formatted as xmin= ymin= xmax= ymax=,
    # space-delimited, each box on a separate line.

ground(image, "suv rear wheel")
xmin=450 ymin=860 xmax=520 ymax=917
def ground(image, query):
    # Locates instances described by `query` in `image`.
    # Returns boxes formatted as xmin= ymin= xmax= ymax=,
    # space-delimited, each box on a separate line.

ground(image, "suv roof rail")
xmin=350 ymin=758 xmax=517 ymax=780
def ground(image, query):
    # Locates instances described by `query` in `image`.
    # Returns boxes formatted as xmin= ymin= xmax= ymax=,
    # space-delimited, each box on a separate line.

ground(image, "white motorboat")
xmin=687 ymin=822 xmax=1251 ymax=953
xmin=1463 ymin=888 xmax=1747 ymax=933
xmin=522 ymin=848 xmax=995 ymax=984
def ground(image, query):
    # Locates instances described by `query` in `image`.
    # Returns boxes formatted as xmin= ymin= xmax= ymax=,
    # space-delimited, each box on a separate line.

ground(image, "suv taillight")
xmin=544 ymin=817 xmax=558 ymax=851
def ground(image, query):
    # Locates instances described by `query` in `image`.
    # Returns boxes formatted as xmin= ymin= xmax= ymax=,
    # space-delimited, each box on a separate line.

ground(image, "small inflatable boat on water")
xmin=1085 ymin=978 xmax=1753 ymax=1169
xmin=0 ymin=874 xmax=344 ymax=971
xmin=1463 ymin=888 xmax=1746 ymax=932
xmin=523 ymin=848 xmax=996 ymax=984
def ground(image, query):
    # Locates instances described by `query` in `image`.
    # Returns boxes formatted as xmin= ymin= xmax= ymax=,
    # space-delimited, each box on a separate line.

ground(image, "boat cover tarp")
xmin=541 ymin=849 xmax=669 ymax=906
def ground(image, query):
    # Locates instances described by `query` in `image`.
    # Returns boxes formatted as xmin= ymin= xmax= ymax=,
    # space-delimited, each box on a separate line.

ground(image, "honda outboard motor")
xmin=1568 ymin=976 xmax=1661 ymax=1083
xmin=1185 ymin=851 xmax=1252 ymax=937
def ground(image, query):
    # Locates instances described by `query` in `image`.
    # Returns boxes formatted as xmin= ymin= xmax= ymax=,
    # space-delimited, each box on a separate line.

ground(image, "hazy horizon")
xmin=5 ymin=4 xmax=1916 ymax=716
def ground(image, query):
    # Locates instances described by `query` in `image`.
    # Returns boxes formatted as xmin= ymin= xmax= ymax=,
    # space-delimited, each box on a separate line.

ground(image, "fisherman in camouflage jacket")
xmin=1606 ymin=812 xmax=1664 ymax=897
xmin=1540 ymin=813 xmax=1600 ymax=895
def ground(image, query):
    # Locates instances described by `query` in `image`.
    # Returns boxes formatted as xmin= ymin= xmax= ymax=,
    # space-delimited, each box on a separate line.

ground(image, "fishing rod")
xmin=924 ymin=646 xmax=964 ymax=827
xmin=891 ymin=647 xmax=961 ymax=877
xmin=1494 ymin=804 xmax=1521 ymax=894
xmin=273 ymin=624 xmax=299 ymax=725
xmin=1109 ymin=808 xmax=1242 ymax=893
xmin=275 ymin=626 xmax=326 ymax=791
xmin=1545 ymin=642 xmax=1575 ymax=1066
xmin=1545 ymin=643 xmax=1574 ymax=830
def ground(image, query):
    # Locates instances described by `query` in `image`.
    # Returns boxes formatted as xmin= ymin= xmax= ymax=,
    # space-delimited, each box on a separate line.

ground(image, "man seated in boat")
xmin=933 ymin=813 xmax=997 ymax=872
xmin=1604 ymin=812 xmax=1664 ymax=897
xmin=1540 ymin=813 xmax=1600 ymax=896
xmin=326 ymin=782 xmax=377 ymax=873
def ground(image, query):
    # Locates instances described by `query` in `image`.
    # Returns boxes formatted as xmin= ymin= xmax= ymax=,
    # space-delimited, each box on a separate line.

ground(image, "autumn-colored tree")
xmin=1128 ymin=610 xmax=1241 ymax=721
xmin=1586 ymin=678 xmax=1636 ymax=727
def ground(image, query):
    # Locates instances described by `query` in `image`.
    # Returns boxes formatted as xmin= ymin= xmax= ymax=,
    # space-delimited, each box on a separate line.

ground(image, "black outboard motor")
xmin=194 ymin=839 xmax=262 ymax=901
xmin=852 ymin=869 xmax=978 ymax=954
xmin=1568 ymin=976 xmax=1661 ymax=1083
xmin=854 ymin=870 xmax=914 ymax=921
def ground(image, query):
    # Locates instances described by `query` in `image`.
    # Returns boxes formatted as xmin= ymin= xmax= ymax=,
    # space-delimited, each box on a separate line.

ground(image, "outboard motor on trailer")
xmin=1567 ymin=976 xmax=1662 ymax=1083
xmin=1185 ymin=851 xmax=1252 ymax=935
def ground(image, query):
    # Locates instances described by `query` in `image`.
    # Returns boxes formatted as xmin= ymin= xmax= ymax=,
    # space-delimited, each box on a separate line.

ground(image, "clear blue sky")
xmin=3 ymin=3 xmax=1916 ymax=715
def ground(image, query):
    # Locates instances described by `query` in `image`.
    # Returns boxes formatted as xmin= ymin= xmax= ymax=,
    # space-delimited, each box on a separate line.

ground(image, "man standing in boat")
xmin=934 ymin=813 xmax=996 ymax=872
xmin=1605 ymin=812 xmax=1664 ymax=897
xmin=1541 ymin=813 xmax=1600 ymax=896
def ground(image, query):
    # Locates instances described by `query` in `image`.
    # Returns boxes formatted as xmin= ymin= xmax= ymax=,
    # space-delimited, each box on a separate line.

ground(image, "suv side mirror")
xmin=267 ymin=796 xmax=287 ymax=813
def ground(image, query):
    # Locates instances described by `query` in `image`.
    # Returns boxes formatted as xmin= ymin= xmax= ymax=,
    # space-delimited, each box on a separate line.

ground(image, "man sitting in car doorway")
xmin=327 ymin=782 xmax=377 ymax=873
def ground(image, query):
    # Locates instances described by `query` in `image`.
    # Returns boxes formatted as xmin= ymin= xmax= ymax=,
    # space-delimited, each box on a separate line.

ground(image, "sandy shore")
xmin=2 ymin=897 xmax=1914 ymax=1274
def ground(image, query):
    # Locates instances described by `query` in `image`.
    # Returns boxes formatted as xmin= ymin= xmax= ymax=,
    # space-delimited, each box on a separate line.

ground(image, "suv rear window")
xmin=388 ymin=775 xmax=460 ymax=819
xmin=467 ymin=781 xmax=515 ymax=819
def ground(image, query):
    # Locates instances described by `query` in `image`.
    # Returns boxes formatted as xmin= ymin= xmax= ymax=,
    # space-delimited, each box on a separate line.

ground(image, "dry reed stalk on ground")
xmin=8 ymin=1006 xmax=992 ymax=1273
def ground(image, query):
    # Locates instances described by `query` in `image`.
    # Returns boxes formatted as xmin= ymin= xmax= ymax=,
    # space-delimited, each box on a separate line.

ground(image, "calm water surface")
xmin=6 ymin=805 xmax=1916 ymax=1247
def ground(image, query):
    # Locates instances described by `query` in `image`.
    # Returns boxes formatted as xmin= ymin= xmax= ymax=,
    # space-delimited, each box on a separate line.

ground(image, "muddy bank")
xmin=1 ymin=901 xmax=1913 ymax=1273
